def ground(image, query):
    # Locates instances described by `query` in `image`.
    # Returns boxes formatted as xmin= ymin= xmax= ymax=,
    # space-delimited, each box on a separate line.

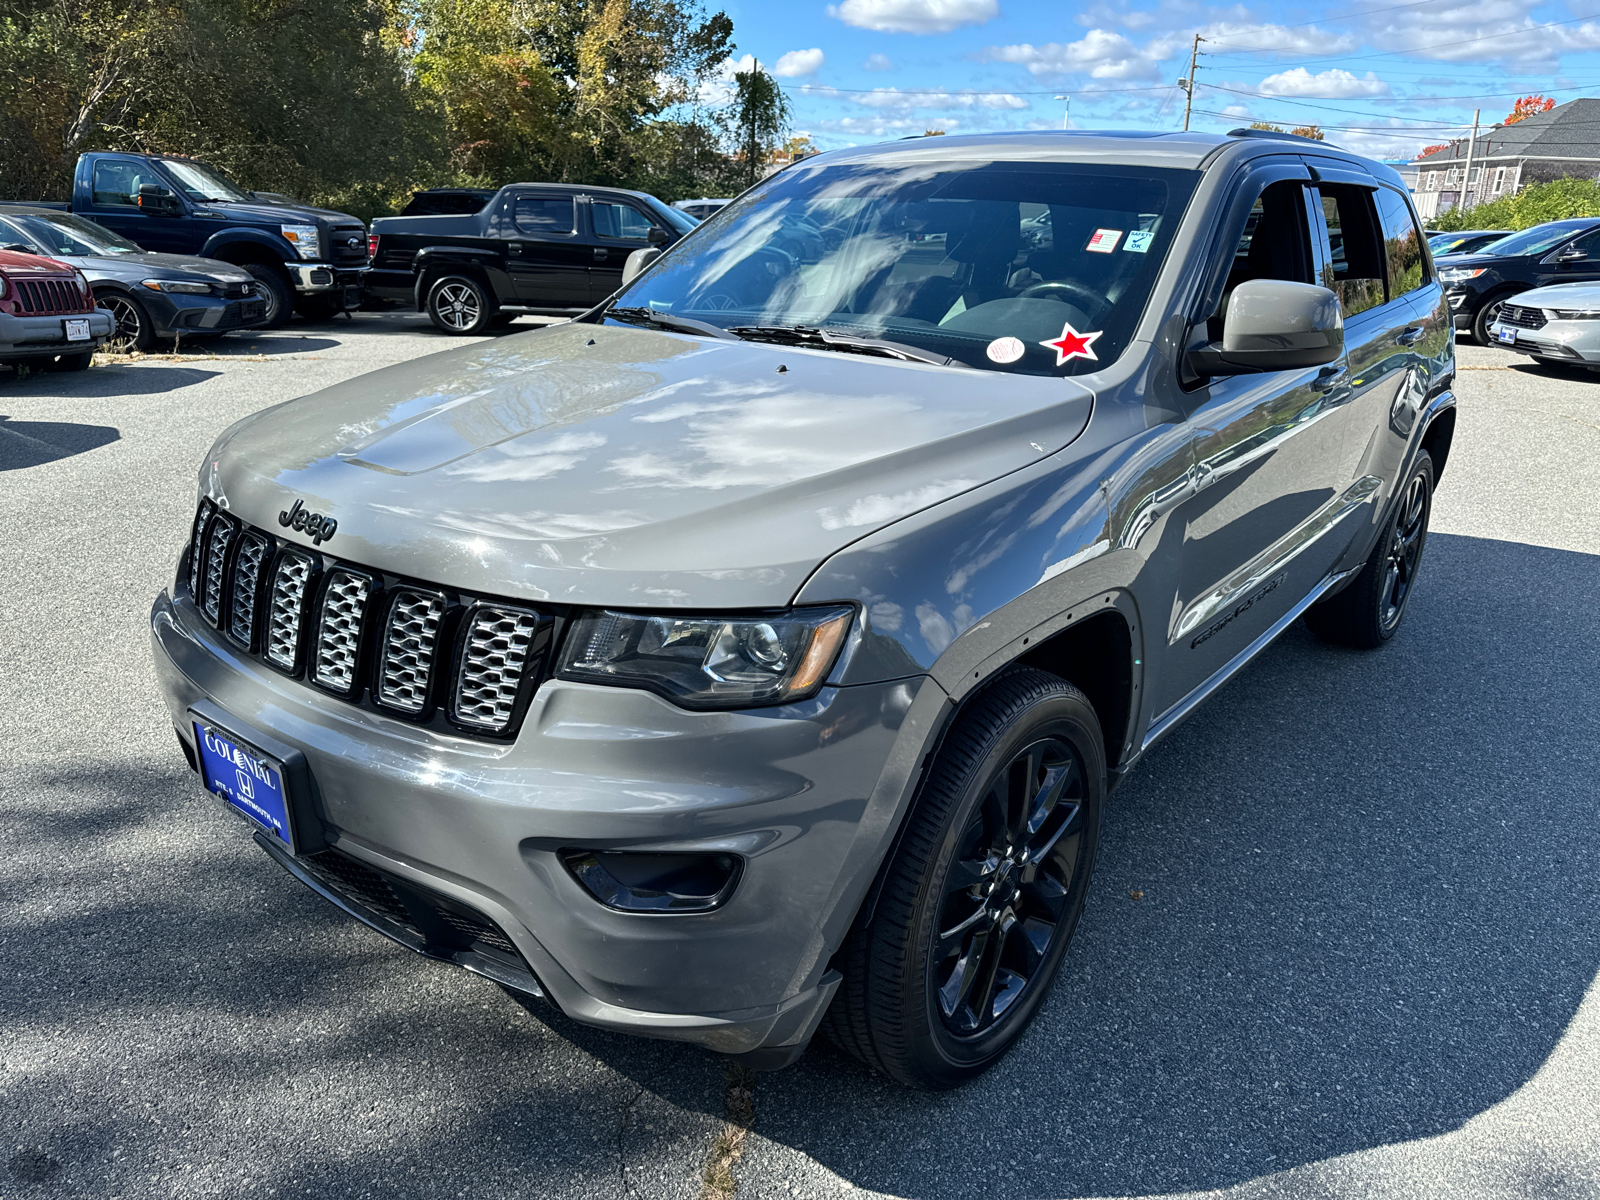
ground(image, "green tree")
xmin=1430 ymin=177 xmax=1600 ymax=233
xmin=724 ymin=60 xmax=788 ymax=189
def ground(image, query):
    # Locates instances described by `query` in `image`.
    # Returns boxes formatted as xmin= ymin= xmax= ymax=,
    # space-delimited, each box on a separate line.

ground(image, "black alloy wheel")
xmin=1305 ymin=450 xmax=1434 ymax=649
xmin=427 ymin=275 xmax=496 ymax=335
xmin=101 ymin=292 xmax=155 ymax=353
xmin=823 ymin=667 xmax=1104 ymax=1089
xmin=243 ymin=264 xmax=294 ymax=330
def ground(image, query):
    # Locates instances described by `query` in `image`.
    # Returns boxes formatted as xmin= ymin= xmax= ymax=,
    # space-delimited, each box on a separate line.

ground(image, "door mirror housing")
xmin=137 ymin=184 xmax=180 ymax=215
xmin=1 ymin=242 xmax=34 ymax=254
xmin=1188 ymin=279 xmax=1345 ymax=377
xmin=621 ymin=246 xmax=662 ymax=287
xmin=1557 ymin=246 xmax=1588 ymax=265
xmin=647 ymin=226 xmax=671 ymax=248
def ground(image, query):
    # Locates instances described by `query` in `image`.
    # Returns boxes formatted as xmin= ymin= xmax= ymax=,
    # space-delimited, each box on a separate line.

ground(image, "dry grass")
xmin=699 ymin=1062 xmax=757 ymax=1200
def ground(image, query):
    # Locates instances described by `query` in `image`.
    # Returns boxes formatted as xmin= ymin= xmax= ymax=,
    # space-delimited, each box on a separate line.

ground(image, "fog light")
xmin=561 ymin=850 xmax=742 ymax=913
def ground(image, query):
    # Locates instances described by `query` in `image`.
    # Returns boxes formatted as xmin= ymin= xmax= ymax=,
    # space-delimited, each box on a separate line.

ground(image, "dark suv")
xmin=1435 ymin=218 xmax=1600 ymax=343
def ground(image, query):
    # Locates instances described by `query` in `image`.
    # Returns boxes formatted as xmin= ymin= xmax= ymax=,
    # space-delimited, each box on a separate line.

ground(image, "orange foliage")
xmin=1504 ymin=96 xmax=1555 ymax=125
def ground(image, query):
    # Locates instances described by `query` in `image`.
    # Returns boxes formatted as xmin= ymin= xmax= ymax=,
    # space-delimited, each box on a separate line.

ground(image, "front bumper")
xmin=284 ymin=262 xmax=367 ymax=298
xmin=1488 ymin=314 xmax=1600 ymax=362
xmin=146 ymin=292 xmax=270 ymax=337
xmin=0 ymin=308 xmax=113 ymax=356
xmin=150 ymin=587 xmax=928 ymax=1055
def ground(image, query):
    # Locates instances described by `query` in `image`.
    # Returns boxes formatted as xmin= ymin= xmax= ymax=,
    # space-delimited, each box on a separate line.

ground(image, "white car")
xmin=1489 ymin=282 xmax=1600 ymax=369
xmin=672 ymin=197 xmax=729 ymax=220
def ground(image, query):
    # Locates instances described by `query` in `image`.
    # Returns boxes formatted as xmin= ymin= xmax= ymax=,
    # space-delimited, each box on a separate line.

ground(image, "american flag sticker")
xmin=1086 ymin=228 xmax=1123 ymax=253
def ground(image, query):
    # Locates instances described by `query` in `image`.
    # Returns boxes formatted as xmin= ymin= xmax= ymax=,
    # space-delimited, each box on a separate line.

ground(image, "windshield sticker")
xmin=1124 ymin=230 xmax=1154 ymax=253
xmin=986 ymin=336 xmax=1026 ymax=364
xmin=1086 ymin=228 xmax=1122 ymax=253
xmin=1040 ymin=322 xmax=1102 ymax=367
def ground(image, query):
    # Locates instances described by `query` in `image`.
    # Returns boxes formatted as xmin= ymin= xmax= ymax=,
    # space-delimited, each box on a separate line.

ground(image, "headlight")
xmin=1552 ymin=309 xmax=1600 ymax=319
xmin=74 ymin=270 xmax=92 ymax=297
xmin=280 ymin=224 xmax=321 ymax=260
xmin=557 ymin=606 xmax=854 ymax=709
xmin=1439 ymin=267 xmax=1487 ymax=283
xmin=0 ymin=275 xmax=7 ymax=299
xmin=142 ymin=279 xmax=212 ymax=294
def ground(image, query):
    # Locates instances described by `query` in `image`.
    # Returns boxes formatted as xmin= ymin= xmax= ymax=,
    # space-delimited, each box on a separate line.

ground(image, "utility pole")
xmin=1460 ymin=108 xmax=1481 ymax=213
xmin=1180 ymin=35 xmax=1204 ymax=131
xmin=1055 ymin=94 xmax=1070 ymax=129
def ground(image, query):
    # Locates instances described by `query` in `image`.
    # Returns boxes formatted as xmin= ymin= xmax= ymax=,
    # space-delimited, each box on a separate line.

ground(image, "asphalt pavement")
xmin=2 ymin=319 xmax=1597 ymax=1200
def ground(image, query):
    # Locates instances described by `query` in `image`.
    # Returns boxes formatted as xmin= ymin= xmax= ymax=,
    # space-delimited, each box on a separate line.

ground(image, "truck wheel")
xmin=243 ymin=264 xmax=294 ymax=330
xmin=45 ymin=351 xmax=94 ymax=372
xmin=1305 ymin=451 xmax=1434 ymax=649
xmin=822 ymin=667 xmax=1104 ymax=1090
xmin=101 ymin=292 xmax=156 ymax=353
xmin=427 ymin=275 xmax=495 ymax=335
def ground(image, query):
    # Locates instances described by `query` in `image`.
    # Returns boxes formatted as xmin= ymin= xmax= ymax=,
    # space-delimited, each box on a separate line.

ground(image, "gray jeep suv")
xmin=151 ymin=129 xmax=1455 ymax=1089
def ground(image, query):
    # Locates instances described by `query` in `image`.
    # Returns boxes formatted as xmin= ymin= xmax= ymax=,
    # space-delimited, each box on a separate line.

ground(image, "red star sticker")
xmin=1039 ymin=322 xmax=1102 ymax=366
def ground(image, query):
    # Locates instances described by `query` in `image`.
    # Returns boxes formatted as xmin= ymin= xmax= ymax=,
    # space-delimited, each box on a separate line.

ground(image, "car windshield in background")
xmin=610 ymin=159 xmax=1199 ymax=376
xmin=650 ymin=201 xmax=699 ymax=234
xmin=1479 ymin=222 xmax=1596 ymax=258
xmin=159 ymin=160 xmax=253 ymax=203
xmin=3 ymin=212 xmax=141 ymax=256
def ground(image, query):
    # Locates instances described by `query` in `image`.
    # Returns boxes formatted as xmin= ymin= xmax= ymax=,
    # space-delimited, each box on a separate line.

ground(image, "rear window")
xmin=513 ymin=196 xmax=575 ymax=235
xmin=401 ymin=191 xmax=494 ymax=217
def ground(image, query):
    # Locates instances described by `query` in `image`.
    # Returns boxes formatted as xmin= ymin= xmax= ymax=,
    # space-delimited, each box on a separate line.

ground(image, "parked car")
xmin=0 ymin=248 xmax=113 ymax=370
xmin=1435 ymin=217 xmax=1600 ymax=343
xmin=2 ymin=151 xmax=368 ymax=328
xmin=673 ymin=197 xmax=729 ymax=220
xmin=1487 ymin=280 xmax=1600 ymax=368
xmin=1427 ymin=229 xmax=1512 ymax=256
xmin=366 ymin=183 xmax=698 ymax=333
xmin=152 ymin=129 xmax=1455 ymax=1089
xmin=399 ymin=188 xmax=499 ymax=217
xmin=0 ymin=207 xmax=267 ymax=351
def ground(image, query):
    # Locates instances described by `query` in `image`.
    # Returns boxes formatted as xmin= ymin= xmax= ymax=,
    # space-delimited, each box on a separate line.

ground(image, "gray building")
xmin=1411 ymin=97 xmax=1600 ymax=219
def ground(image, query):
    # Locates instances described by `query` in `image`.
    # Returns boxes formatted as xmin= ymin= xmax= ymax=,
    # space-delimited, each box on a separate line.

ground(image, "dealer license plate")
xmin=1496 ymin=326 xmax=1517 ymax=344
xmin=193 ymin=721 xmax=293 ymax=848
xmin=63 ymin=318 xmax=90 ymax=341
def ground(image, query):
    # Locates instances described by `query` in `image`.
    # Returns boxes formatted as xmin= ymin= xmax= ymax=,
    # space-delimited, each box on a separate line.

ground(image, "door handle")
xmin=593 ymin=247 xmax=608 ymax=260
xmin=1311 ymin=364 xmax=1348 ymax=392
xmin=508 ymin=242 xmax=522 ymax=254
xmin=1396 ymin=326 xmax=1425 ymax=346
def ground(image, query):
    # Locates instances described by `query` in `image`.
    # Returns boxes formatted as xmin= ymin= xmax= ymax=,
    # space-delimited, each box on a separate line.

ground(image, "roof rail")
xmin=1227 ymin=127 xmax=1327 ymax=145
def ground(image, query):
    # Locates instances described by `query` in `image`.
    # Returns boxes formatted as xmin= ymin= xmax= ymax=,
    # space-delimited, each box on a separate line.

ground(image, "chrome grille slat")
xmin=1499 ymin=304 xmax=1546 ymax=330
xmin=265 ymin=551 xmax=314 ymax=670
xmin=453 ymin=607 xmax=542 ymax=732
xmin=311 ymin=569 xmax=371 ymax=695
xmin=189 ymin=500 xmax=216 ymax=601
xmin=229 ymin=533 xmax=270 ymax=646
xmin=377 ymin=590 xmax=444 ymax=713
xmin=202 ymin=515 xmax=236 ymax=624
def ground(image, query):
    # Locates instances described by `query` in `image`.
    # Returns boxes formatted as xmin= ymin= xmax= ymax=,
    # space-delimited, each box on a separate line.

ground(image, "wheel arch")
xmin=201 ymin=231 xmax=294 ymax=269
xmin=1015 ymin=609 xmax=1135 ymax=774
xmin=1420 ymin=403 xmax=1456 ymax=483
xmin=412 ymin=250 xmax=507 ymax=311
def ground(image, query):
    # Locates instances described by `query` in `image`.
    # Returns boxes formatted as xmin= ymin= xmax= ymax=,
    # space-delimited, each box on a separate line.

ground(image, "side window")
xmin=91 ymin=161 xmax=140 ymax=207
xmin=1374 ymin=187 xmax=1430 ymax=299
xmin=1209 ymin=180 xmax=1313 ymax=337
xmin=592 ymin=201 xmax=654 ymax=242
xmin=513 ymin=196 xmax=574 ymax=236
xmin=1316 ymin=185 xmax=1386 ymax=317
xmin=1562 ymin=227 xmax=1600 ymax=261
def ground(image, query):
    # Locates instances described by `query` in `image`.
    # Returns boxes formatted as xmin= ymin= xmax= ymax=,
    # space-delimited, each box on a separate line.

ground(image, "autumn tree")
xmin=1290 ymin=125 xmax=1325 ymax=141
xmin=1505 ymin=95 xmax=1555 ymax=125
xmin=724 ymin=60 xmax=789 ymax=189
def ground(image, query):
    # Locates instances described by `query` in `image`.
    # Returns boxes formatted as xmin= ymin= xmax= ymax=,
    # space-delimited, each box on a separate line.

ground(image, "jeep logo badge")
xmin=278 ymin=498 xmax=337 ymax=545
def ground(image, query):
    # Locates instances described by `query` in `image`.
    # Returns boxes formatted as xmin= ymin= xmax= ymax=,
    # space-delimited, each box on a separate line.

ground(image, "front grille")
xmin=14 ymin=277 xmax=89 ymax=315
xmin=183 ymin=501 xmax=553 ymax=738
xmin=1498 ymin=303 xmax=1547 ymax=330
xmin=329 ymin=225 xmax=369 ymax=266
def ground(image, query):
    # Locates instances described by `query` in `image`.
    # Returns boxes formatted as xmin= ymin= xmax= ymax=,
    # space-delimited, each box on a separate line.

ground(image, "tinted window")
xmin=1565 ymin=227 xmax=1600 ymax=260
xmin=592 ymin=202 xmax=654 ymax=241
xmin=1 ymin=212 xmax=141 ymax=255
xmin=514 ymin=196 xmax=575 ymax=235
xmin=91 ymin=161 xmax=142 ymax=206
xmin=403 ymin=191 xmax=494 ymax=216
xmin=1374 ymin=187 xmax=1429 ymax=299
xmin=1317 ymin=185 xmax=1385 ymax=317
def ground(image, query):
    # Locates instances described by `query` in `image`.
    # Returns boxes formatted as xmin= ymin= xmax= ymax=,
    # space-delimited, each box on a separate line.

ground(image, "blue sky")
xmin=707 ymin=0 xmax=1600 ymax=160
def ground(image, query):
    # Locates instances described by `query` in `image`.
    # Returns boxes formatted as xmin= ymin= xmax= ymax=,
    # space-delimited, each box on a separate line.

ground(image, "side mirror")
xmin=1 ymin=242 xmax=34 ymax=254
xmin=1557 ymin=246 xmax=1588 ymax=264
xmin=621 ymin=246 xmax=662 ymax=287
xmin=137 ymin=183 xmax=179 ymax=215
xmin=1189 ymin=279 xmax=1344 ymax=376
xmin=647 ymin=226 xmax=671 ymax=248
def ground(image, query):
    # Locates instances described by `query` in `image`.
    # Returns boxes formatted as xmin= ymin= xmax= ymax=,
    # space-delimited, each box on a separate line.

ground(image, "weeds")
xmin=700 ymin=1061 xmax=757 ymax=1200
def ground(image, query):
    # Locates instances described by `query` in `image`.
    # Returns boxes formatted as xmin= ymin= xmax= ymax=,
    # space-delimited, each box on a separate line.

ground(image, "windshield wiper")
xmin=606 ymin=306 xmax=742 ymax=341
xmin=727 ymin=325 xmax=952 ymax=366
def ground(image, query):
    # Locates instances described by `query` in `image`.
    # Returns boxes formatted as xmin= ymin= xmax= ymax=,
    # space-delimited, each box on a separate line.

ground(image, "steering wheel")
xmin=1017 ymin=280 xmax=1110 ymax=322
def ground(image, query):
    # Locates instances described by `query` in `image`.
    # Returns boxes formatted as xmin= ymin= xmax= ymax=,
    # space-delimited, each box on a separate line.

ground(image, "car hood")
xmin=1511 ymin=282 xmax=1600 ymax=310
xmin=206 ymin=321 xmax=1095 ymax=609
xmin=70 ymin=252 xmax=252 ymax=282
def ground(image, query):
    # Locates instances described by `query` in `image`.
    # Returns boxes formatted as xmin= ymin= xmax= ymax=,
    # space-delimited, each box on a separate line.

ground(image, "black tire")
xmin=1472 ymin=292 xmax=1518 ymax=346
xmin=45 ymin=351 xmax=94 ymax=372
xmin=1305 ymin=450 xmax=1434 ymax=649
xmin=243 ymin=264 xmax=295 ymax=330
xmin=822 ymin=667 xmax=1104 ymax=1090
xmin=99 ymin=292 xmax=157 ymax=353
xmin=426 ymin=274 xmax=496 ymax=335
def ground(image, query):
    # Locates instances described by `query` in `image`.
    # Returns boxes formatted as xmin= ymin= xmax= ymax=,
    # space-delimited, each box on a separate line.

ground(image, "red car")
xmin=0 ymin=247 xmax=113 ymax=371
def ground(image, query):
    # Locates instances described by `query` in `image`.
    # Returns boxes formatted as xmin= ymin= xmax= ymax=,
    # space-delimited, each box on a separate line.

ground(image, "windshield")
xmin=648 ymin=199 xmax=699 ymax=234
xmin=159 ymin=159 xmax=253 ymax=203
xmin=1 ymin=212 xmax=141 ymax=255
xmin=1479 ymin=222 xmax=1595 ymax=258
xmin=609 ymin=158 xmax=1199 ymax=376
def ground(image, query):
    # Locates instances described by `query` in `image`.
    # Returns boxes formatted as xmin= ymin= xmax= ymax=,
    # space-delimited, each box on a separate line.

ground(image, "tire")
xmin=242 ymin=264 xmax=295 ymax=330
xmin=45 ymin=351 xmax=94 ymax=372
xmin=100 ymin=292 xmax=156 ymax=353
xmin=426 ymin=274 xmax=496 ymax=335
xmin=822 ymin=667 xmax=1105 ymax=1090
xmin=1305 ymin=451 xmax=1434 ymax=649
xmin=1472 ymin=293 xmax=1518 ymax=345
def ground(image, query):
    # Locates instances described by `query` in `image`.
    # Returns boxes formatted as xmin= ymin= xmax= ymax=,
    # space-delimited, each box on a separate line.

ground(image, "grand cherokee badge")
xmin=278 ymin=498 xmax=337 ymax=545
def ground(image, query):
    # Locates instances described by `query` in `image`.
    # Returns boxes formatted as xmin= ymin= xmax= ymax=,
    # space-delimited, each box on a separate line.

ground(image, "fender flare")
xmin=411 ymin=247 xmax=513 ymax=309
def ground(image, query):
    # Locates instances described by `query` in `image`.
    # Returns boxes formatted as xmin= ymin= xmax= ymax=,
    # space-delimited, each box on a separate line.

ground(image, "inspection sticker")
xmin=1086 ymin=228 xmax=1123 ymax=253
xmin=986 ymin=336 xmax=1026 ymax=364
xmin=1124 ymin=230 xmax=1155 ymax=253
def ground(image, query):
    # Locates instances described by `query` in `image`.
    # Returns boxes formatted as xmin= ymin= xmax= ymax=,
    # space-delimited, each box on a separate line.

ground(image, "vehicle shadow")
xmin=169 ymin=334 xmax=344 ymax=355
xmin=0 ymin=364 xmax=220 ymax=395
xmin=0 ymin=415 xmax=119 ymax=470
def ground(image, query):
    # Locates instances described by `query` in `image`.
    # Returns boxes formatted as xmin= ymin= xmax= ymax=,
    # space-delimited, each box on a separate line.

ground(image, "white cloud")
xmin=982 ymin=29 xmax=1163 ymax=81
xmin=844 ymin=86 xmax=1028 ymax=111
xmin=1257 ymin=67 xmax=1390 ymax=98
xmin=863 ymin=52 xmax=895 ymax=71
xmin=827 ymin=0 xmax=999 ymax=35
xmin=1362 ymin=0 xmax=1600 ymax=70
xmin=773 ymin=48 xmax=825 ymax=77
xmin=1160 ymin=22 xmax=1360 ymax=59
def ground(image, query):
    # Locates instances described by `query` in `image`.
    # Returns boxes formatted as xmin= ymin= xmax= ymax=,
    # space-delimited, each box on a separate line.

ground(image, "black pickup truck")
xmin=6 ymin=152 xmax=368 ymax=328
xmin=366 ymin=184 xmax=696 ymax=334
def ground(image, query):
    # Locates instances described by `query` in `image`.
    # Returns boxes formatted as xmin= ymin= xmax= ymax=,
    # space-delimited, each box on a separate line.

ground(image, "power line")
xmin=1207 ymin=10 xmax=1600 ymax=65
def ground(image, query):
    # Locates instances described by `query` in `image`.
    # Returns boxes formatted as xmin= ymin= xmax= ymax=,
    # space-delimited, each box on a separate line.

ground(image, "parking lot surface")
xmin=3 ymin=319 xmax=1598 ymax=1200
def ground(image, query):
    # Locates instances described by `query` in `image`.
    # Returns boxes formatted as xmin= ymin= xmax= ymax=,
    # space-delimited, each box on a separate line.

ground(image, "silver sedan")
xmin=1490 ymin=281 xmax=1600 ymax=368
